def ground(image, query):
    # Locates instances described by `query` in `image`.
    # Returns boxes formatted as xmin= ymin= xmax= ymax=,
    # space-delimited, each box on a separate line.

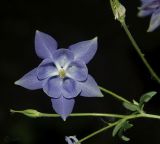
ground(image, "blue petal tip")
xmin=99 ymin=93 xmax=104 ymax=97
xmin=36 ymin=30 xmax=40 ymax=33
xmin=93 ymin=36 xmax=98 ymax=41
xmin=14 ymin=80 xmax=19 ymax=85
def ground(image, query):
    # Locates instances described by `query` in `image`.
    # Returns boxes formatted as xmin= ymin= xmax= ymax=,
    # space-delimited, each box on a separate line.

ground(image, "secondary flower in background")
xmin=65 ymin=136 xmax=79 ymax=144
xmin=138 ymin=0 xmax=160 ymax=32
xmin=15 ymin=31 xmax=103 ymax=120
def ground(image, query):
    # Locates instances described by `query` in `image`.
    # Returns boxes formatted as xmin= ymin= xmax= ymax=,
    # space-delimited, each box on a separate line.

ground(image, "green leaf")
xmin=118 ymin=121 xmax=133 ymax=141
xmin=121 ymin=135 xmax=130 ymax=141
xmin=112 ymin=119 xmax=126 ymax=137
xmin=123 ymin=121 xmax=133 ymax=130
xmin=113 ymin=120 xmax=133 ymax=141
xmin=133 ymin=100 xmax=139 ymax=106
xmin=123 ymin=102 xmax=139 ymax=111
xmin=140 ymin=91 xmax=157 ymax=105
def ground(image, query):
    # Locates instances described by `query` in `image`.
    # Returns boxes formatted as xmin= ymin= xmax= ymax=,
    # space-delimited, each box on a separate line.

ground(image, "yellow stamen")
xmin=59 ymin=69 xmax=66 ymax=78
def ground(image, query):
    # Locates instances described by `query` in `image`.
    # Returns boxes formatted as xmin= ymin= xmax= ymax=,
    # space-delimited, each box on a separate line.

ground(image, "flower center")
xmin=59 ymin=68 xmax=66 ymax=78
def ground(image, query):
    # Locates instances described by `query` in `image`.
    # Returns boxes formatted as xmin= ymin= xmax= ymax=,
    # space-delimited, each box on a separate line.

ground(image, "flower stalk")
xmin=109 ymin=0 xmax=160 ymax=84
xmin=78 ymin=112 xmax=160 ymax=143
xmin=99 ymin=86 xmax=131 ymax=104
xmin=10 ymin=109 xmax=125 ymax=119
xmin=78 ymin=121 xmax=119 ymax=143
xmin=121 ymin=21 xmax=160 ymax=84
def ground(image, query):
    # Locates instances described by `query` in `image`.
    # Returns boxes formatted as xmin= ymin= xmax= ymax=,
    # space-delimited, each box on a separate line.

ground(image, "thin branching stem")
xmin=11 ymin=109 xmax=160 ymax=143
xmin=78 ymin=120 xmax=119 ymax=143
xmin=77 ymin=112 xmax=160 ymax=143
xmin=109 ymin=0 xmax=160 ymax=84
xmin=99 ymin=86 xmax=131 ymax=104
xmin=121 ymin=21 xmax=160 ymax=84
xmin=10 ymin=109 xmax=125 ymax=118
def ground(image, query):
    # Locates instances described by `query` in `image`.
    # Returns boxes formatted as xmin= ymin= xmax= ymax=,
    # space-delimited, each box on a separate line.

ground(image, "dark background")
xmin=1 ymin=0 xmax=160 ymax=144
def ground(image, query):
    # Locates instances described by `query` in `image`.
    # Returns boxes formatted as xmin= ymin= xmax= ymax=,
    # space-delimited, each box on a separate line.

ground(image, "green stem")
xmin=109 ymin=0 xmax=160 ymax=84
xmin=78 ymin=121 xmax=119 ymax=143
xmin=77 ymin=113 xmax=160 ymax=143
xmin=121 ymin=21 xmax=160 ymax=84
xmin=10 ymin=109 xmax=125 ymax=119
xmin=99 ymin=86 xmax=131 ymax=104
xmin=11 ymin=109 xmax=160 ymax=143
xmin=141 ymin=113 xmax=160 ymax=120
xmin=77 ymin=114 xmax=140 ymax=143
xmin=41 ymin=113 xmax=125 ymax=118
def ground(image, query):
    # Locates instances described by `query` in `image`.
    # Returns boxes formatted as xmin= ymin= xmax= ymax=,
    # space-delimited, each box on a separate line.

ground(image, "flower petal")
xmin=65 ymin=136 xmax=79 ymax=144
xmin=79 ymin=75 xmax=103 ymax=97
xmin=37 ymin=58 xmax=58 ymax=80
xmin=43 ymin=77 xmax=62 ymax=98
xmin=52 ymin=49 xmax=74 ymax=69
xmin=69 ymin=37 xmax=98 ymax=64
xmin=141 ymin=0 xmax=155 ymax=3
xmin=138 ymin=9 xmax=154 ymax=17
xmin=147 ymin=9 xmax=160 ymax=32
xmin=62 ymin=78 xmax=81 ymax=98
xmin=14 ymin=68 xmax=42 ymax=90
xmin=51 ymin=97 xmax=75 ymax=121
xmin=138 ymin=1 xmax=160 ymax=17
xmin=66 ymin=60 xmax=88 ymax=81
xmin=141 ymin=1 xmax=159 ymax=9
xmin=35 ymin=30 xmax=58 ymax=59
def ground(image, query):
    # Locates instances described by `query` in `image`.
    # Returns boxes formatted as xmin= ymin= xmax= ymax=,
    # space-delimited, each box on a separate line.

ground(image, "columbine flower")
xmin=138 ymin=0 xmax=160 ymax=32
xmin=65 ymin=136 xmax=79 ymax=144
xmin=15 ymin=31 xmax=103 ymax=120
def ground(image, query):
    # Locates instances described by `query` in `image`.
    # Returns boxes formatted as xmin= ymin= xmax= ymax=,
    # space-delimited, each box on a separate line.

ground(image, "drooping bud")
xmin=110 ymin=0 xmax=126 ymax=23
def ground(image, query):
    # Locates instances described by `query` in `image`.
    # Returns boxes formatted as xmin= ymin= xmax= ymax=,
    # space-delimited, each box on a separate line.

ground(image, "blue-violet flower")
xmin=138 ymin=0 xmax=160 ymax=32
xmin=65 ymin=136 xmax=79 ymax=144
xmin=15 ymin=31 xmax=103 ymax=120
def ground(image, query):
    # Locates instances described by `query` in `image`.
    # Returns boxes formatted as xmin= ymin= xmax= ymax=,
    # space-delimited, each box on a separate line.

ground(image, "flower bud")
xmin=110 ymin=0 xmax=126 ymax=23
xmin=22 ymin=109 xmax=40 ymax=118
